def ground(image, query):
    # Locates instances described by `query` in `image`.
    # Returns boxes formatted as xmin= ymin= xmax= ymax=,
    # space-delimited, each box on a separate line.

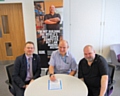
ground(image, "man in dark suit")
xmin=12 ymin=41 xmax=41 ymax=96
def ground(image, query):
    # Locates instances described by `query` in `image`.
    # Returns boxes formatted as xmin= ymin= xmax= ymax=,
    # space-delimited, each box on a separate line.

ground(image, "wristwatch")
xmin=49 ymin=73 xmax=53 ymax=77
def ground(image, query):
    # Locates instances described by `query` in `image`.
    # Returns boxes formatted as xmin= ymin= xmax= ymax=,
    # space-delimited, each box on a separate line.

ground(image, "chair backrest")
xmin=110 ymin=44 xmax=120 ymax=55
xmin=46 ymin=69 xmax=49 ymax=75
xmin=108 ymin=64 xmax=115 ymax=95
xmin=110 ymin=44 xmax=120 ymax=65
xmin=108 ymin=64 xmax=115 ymax=82
xmin=5 ymin=64 xmax=14 ymax=85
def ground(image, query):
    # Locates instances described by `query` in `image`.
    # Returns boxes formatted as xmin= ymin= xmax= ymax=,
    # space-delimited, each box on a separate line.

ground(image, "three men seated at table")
xmin=12 ymin=40 xmax=109 ymax=96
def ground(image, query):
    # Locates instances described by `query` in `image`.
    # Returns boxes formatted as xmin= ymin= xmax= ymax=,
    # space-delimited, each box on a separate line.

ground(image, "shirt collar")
xmin=25 ymin=55 xmax=33 ymax=60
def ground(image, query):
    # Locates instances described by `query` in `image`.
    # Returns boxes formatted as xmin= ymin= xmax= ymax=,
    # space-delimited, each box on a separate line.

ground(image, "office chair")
xmin=46 ymin=69 xmax=49 ymax=75
xmin=110 ymin=44 xmax=120 ymax=69
xmin=108 ymin=64 xmax=116 ymax=96
xmin=5 ymin=64 xmax=15 ymax=95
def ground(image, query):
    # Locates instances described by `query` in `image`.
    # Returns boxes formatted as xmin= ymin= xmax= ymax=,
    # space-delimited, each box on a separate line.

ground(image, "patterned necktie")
xmin=28 ymin=57 xmax=33 ymax=78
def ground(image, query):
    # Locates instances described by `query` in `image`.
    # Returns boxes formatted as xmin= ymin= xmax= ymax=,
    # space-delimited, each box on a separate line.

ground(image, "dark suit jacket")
xmin=12 ymin=53 xmax=41 ymax=88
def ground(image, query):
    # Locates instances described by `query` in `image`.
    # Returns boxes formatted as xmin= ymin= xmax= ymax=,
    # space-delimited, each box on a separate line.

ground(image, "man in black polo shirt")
xmin=44 ymin=5 xmax=61 ymax=30
xmin=78 ymin=45 xmax=109 ymax=96
xmin=44 ymin=5 xmax=61 ymax=54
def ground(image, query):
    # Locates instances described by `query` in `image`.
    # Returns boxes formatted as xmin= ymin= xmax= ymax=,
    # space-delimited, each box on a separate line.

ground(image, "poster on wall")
xmin=34 ymin=0 xmax=63 ymax=68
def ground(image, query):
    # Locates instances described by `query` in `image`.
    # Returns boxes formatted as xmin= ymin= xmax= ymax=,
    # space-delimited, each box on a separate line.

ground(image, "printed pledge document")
xmin=48 ymin=79 xmax=62 ymax=90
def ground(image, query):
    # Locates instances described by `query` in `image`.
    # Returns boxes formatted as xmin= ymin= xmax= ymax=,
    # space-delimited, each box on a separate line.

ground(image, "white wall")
xmin=63 ymin=0 xmax=70 ymax=45
xmin=102 ymin=0 xmax=120 ymax=61
xmin=2 ymin=0 xmax=37 ymax=53
xmin=70 ymin=0 xmax=102 ymax=62
xmin=64 ymin=0 xmax=120 ymax=63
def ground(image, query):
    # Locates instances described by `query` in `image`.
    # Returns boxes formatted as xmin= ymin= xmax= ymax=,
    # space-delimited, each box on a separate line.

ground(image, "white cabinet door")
xmin=102 ymin=0 xmax=120 ymax=61
xmin=70 ymin=0 xmax=102 ymax=62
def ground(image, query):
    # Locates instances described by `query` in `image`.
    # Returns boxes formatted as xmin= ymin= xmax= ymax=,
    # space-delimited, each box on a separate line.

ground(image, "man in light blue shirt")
xmin=49 ymin=40 xmax=77 ymax=81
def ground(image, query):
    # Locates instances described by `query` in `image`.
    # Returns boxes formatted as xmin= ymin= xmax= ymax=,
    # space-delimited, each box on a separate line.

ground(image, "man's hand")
xmin=69 ymin=70 xmax=76 ymax=76
xmin=23 ymin=84 xmax=29 ymax=89
xmin=25 ymin=84 xmax=29 ymax=88
xmin=50 ymin=74 xmax=56 ymax=81
xmin=30 ymin=79 xmax=34 ymax=83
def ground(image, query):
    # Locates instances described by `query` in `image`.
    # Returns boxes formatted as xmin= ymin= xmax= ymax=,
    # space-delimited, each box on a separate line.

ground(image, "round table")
xmin=24 ymin=74 xmax=88 ymax=96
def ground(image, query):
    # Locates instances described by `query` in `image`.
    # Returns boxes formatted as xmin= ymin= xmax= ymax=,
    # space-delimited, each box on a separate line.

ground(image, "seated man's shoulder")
xmin=52 ymin=50 xmax=58 ymax=57
xmin=96 ymin=54 xmax=108 ymax=66
xmin=33 ymin=53 xmax=40 ymax=58
xmin=96 ymin=54 xmax=106 ymax=61
xmin=16 ymin=54 xmax=24 ymax=59
xmin=14 ymin=54 xmax=25 ymax=64
xmin=79 ymin=58 xmax=86 ymax=64
xmin=67 ymin=51 xmax=75 ymax=58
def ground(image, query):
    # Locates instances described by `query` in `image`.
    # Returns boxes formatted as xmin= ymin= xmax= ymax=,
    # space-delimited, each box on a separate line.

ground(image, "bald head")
xmin=50 ymin=5 xmax=55 ymax=8
xmin=59 ymin=40 xmax=69 ymax=46
xmin=49 ymin=5 xmax=55 ymax=14
xmin=83 ymin=45 xmax=95 ymax=62
xmin=84 ymin=45 xmax=94 ymax=52
xmin=58 ymin=40 xmax=69 ymax=56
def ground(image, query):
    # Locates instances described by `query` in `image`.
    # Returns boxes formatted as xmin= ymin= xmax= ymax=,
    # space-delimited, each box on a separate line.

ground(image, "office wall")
xmin=69 ymin=0 xmax=102 ymax=62
xmin=64 ymin=0 xmax=120 ymax=63
xmin=102 ymin=0 xmax=120 ymax=60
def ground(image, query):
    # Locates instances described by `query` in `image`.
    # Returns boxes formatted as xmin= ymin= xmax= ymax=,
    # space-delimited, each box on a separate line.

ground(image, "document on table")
xmin=48 ymin=79 xmax=62 ymax=90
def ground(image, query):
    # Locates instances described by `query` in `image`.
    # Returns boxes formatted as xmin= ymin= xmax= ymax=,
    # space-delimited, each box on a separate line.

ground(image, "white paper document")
xmin=48 ymin=79 xmax=62 ymax=90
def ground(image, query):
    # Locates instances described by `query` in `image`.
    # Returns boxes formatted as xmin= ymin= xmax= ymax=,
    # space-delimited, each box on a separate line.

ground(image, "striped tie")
xmin=28 ymin=57 xmax=33 ymax=78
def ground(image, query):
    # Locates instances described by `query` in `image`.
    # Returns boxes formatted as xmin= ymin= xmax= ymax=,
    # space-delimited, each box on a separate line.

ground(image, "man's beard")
xmin=86 ymin=58 xmax=94 ymax=62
